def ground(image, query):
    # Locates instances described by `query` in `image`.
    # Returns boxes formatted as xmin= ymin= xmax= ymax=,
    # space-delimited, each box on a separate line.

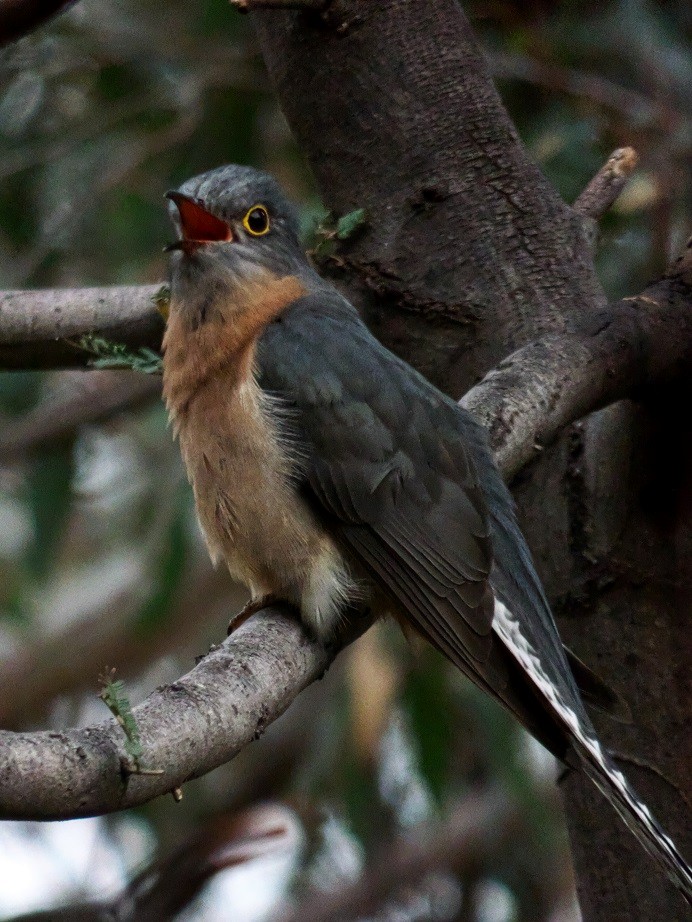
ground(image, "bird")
xmin=162 ymin=163 xmax=692 ymax=904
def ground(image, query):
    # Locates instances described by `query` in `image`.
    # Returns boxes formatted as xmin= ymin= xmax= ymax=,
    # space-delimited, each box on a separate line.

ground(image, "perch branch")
xmin=0 ymin=606 xmax=367 ymax=819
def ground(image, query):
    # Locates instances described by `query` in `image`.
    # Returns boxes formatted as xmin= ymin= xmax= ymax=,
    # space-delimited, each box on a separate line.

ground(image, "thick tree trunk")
xmin=251 ymin=1 xmax=691 ymax=917
xmin=512 ymin=398 xmax=692 ymax=919
xmin=253 ymin=0 xmax=604 ymax=394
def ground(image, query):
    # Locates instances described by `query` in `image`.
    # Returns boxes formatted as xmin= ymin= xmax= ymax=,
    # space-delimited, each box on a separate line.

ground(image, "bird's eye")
xmin=243 ymin=205 xmax=270 ymax=236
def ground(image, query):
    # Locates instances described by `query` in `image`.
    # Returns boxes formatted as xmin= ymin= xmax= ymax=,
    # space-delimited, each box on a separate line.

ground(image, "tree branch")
xmin=0 ymin=285 xmax=164 ymax=370
xmin=573 ymin=147 xmax=639 ymax=221
xmin=0 ymin=605 xmax=365 ymax=819
xmin=462 ymin=239 xmax=692 ymax=478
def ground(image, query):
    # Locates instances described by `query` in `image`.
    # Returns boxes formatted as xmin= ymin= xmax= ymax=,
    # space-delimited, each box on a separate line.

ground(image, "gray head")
xmin=166 ymin=164 xmax=311 ymax=304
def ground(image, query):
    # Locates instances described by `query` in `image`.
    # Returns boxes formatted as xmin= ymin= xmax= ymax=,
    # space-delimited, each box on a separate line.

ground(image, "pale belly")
xmin=172 ymin=373 xmax=358 ymax=639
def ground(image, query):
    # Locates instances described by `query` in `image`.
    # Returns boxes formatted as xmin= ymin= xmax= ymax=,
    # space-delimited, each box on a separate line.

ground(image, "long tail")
xmin=575 ymin=733 xmax=692 ymax=905
xmin=492 ymin=597 xmax=692 ymax=904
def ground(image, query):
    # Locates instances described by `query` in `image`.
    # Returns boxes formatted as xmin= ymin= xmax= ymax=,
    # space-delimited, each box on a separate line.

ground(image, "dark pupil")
xmin=248 ymin=208 xmax=268 ymax=233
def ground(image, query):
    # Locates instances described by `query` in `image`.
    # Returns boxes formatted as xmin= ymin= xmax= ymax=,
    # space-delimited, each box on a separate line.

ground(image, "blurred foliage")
xmin=78 ymin=334 xmax=163 ymax=372
xmin=0 ymin=1 xmax=689 ymax=920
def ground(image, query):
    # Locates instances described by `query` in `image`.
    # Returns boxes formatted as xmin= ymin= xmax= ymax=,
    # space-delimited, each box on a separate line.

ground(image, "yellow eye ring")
xmin=243 ymin=204 xmax=270 ymax=236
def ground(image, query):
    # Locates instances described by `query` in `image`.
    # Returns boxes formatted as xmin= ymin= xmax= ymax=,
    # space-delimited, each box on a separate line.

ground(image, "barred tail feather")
xmin=576 ymin=735 xmax=692 ymax=904
xmin=492 ymin=598 xmax=692 ymax=904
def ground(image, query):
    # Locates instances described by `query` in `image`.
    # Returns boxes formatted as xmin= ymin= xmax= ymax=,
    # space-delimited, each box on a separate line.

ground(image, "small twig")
xmin=99 ymin=668 xmax=147 ymax=771
xmin=573 ymin=147 xmax=639 ymax=221
xmin=230 ymin=0 xmax=326 ymax=11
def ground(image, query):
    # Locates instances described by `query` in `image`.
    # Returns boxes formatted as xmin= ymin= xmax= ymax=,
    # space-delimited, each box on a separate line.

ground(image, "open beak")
xmin=164 ymin=191 xmax=235 ymax=253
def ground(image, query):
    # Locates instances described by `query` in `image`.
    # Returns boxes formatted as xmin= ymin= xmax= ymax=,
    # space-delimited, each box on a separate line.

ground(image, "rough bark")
xmin=253 ymin=0 xmax=605 ymax=395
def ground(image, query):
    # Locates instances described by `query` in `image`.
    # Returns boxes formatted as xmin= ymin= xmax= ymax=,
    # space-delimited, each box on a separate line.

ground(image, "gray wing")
xmin=258 ymin=292 xmax=580 ymax=757
xmin=257 ymin=296 xmax=692 ymax=900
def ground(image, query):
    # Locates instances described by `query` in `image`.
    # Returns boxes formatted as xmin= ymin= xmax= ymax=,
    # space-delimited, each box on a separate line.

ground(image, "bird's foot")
xmin=227 ymin=594 xmax=293 ymax=636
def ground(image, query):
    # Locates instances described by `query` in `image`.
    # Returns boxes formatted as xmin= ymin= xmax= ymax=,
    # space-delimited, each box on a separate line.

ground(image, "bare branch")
xmin=461 ymin=237 xmax=692 ymax=479
xmin=573 ymin=147 xmax=639 ymax=221
xmin=0 ymin=605 xmax=367 ymax=819
xmin=0 ymin=285 xmax=164 ymax=370
xmin=0 ymin=0 xmax=78 ymax=48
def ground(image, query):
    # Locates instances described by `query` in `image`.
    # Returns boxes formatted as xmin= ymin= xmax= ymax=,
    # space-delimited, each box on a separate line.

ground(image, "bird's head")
xmin=165 ymin=164 xmax=308 ymax=319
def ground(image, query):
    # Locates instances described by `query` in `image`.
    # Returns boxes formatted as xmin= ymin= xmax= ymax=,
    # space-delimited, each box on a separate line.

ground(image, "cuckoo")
xmin=162 ymin=164 xmax=692 ymax=903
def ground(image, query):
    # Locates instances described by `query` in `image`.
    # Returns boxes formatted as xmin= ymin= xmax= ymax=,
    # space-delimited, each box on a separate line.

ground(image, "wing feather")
xmin=257 ymin=293 xmax=574 ymax=757
xmin=260 ymin=297 xmax=497 ymax=664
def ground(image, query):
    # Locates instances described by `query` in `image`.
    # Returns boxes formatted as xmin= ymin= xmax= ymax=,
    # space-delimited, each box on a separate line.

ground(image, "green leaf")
xmin=306 ymin=207 xmax=367 ymax=262
xmin=335 ymin=208 xmax=367 ymax=240
xmin=78 ymin=335 xmax=163 ymax=375
xmin=99 ymin=671 xmax=143 ymax=763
